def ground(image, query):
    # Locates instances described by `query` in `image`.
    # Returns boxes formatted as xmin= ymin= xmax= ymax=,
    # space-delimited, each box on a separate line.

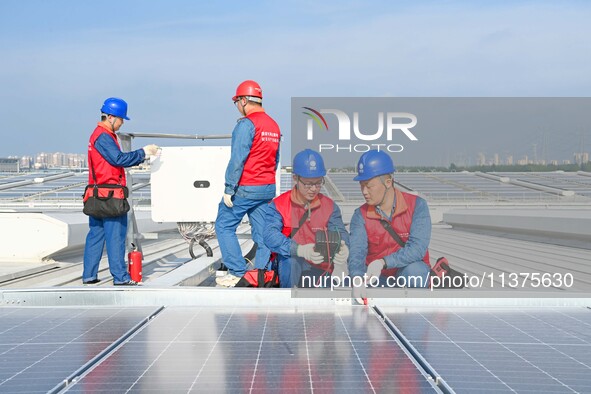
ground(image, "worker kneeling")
xmin=349 ymin=150 xmax=431 ymax=295
xmin=263 ymin=149 xmax=350 ymax=288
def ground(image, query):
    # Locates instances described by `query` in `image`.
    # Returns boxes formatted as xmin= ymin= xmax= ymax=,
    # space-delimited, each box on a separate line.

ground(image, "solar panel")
xmin=329 ymin=173 xmax=363 ymax=201
xmin=65 ymin=306 xmax=440 ymax=392
xmin=325 ymin=171 xmax=588 ymax=202
xmin=279 ymin=173 xmax=292 ymax=193
xmin=378 ymin=306 xmax=591 ymax=393
xmin=0 ymin=173 xmax=41 ymax=186
xmin=0 ymin=307 xmax=159 ymax=393
xmin=494 ymin=172 xmax=591 ymax=199
xmin=0 ymin=174 xmax=153 ymax=202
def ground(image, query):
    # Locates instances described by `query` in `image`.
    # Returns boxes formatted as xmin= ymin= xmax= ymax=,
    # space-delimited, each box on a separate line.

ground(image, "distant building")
xmin=35 ymin=152 xmax=49 ymax=169
xmin=517 ymin=155 xmax=529 ymax=165
xmin=574 ymin=152 xmax=590 ymax=165
xmin=0 ymin=158 xmax=20 ymax=172
xmin=30 ymin=152 xmax=86 ymax=169
xmin=19 ymin=156 xmax=33 ymax=170
xmin=477 ymin=152 xmax=486 ymax=166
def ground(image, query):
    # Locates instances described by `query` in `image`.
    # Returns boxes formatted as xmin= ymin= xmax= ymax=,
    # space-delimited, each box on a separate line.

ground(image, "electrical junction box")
xmin=150 ymin=146 xmax=231 ymax=222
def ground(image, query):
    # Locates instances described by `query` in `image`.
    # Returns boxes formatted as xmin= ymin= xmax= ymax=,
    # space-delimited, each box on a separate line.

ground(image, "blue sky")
xmin=1 ymin=0 xmax=590 ymax=165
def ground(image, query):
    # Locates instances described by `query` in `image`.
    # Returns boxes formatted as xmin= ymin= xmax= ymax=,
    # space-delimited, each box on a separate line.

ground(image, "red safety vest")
xmin=87 ymin=124 xmax=126 ymax=186
xmin=273 ymin=189 xmax=334 ymax=272
xmin=239 ymin=111 xmax=280 ymax=186
xmin=360 ymin=189 xmax=430 ymax=277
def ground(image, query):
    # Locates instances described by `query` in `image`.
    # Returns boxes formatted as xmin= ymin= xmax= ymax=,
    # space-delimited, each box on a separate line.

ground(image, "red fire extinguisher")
xmin=128 ymin=243 xmax=142 ymax=283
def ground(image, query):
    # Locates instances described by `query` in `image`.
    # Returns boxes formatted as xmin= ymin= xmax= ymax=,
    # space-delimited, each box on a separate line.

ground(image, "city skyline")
xmin=3 ymin=149 xmax=589 ymax=171
xmin=5 ymin=126 xmax=589 ymax=168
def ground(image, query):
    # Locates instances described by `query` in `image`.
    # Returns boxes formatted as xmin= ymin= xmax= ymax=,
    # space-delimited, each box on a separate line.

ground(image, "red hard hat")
xmin=232 ymin=80 xmax=263 ymax=102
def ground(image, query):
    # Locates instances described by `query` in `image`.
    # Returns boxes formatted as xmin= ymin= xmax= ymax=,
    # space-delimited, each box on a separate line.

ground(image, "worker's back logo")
xmin=302 ymin=106 xmax=418 ymax=153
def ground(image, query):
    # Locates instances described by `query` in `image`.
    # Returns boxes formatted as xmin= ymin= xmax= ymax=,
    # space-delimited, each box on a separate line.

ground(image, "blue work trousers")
xmin=83 ymin=215 xmax=131 ymax=284
xmin=378 ymin=261 xmax=431 ymax=288
xmin=215 ymin=195 xmax=272 ymax=277
xmin=278 ymin=256 xmax=332 ymax=288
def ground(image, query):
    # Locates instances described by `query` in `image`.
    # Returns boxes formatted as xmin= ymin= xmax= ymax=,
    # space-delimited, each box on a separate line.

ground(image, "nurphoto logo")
xmin=302 ymin=106 xmax=418 ymax=154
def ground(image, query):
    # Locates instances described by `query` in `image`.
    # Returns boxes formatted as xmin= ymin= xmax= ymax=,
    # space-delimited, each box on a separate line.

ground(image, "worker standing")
xmin=215 ymin=80 xmax=281 ymax=287
xmin=83 ymin=97 xmax=159 ymax=286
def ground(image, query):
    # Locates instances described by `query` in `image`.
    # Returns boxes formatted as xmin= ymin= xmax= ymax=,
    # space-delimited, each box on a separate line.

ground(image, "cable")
xmin=177 ymin=222 xmax=216 ymax=259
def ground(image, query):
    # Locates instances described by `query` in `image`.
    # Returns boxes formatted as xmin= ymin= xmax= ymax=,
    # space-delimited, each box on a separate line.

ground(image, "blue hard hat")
xmin=353 ymin=150 xmax=395 ymax=181
xmin=293 ymin=149 xmax=327 ymax=178
xmin=101 ymin=97 xmax=130 ymax=120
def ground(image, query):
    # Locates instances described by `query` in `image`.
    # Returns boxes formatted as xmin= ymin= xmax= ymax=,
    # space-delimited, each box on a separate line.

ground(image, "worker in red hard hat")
xmin=215 ymin=80 xmax=281 ymax=287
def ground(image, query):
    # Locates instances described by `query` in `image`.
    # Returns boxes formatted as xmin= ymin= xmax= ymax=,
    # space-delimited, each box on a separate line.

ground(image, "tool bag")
xmin=429 ymin=256 xmax=466 ymax=288
xmin=82 ymin=146 xmax=130 ymax=218
xmin=379 ymin=220 xmax=465 ymax=289
xmin=235 ymin=208 xmax=311 ymax=288
xmin=83 ymin=184 xmax=130 ymax=218
xmin=235 ymin=268 xmax=280 ymax=288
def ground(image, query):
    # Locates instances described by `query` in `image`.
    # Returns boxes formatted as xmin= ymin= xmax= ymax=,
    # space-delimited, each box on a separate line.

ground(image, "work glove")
xmin=143 ymin=144 xmax=159 ymax=156
xmin=332 ymin=262 xmax=348 ymax=279
xmin=222 ymin=193 xmax=234 ymax=208
xmin=333 ymin=241 xmax=349 ymax=266
xmin=352 ymin=283 xmax=367 ymax=305
xmin=366 ymin=259 xmax=385 ymax=281
xmin=296 ymin=243 xmax=324 ymax=265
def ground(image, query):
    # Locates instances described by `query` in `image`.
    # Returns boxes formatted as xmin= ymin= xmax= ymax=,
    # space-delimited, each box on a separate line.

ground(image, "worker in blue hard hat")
xmin=263 ymin=149 xmax=349 ymax=287
xmin=349 ymin=150 xmax=431 ymax=294
xmin=82 ymin=97 xmax=159 ymax=286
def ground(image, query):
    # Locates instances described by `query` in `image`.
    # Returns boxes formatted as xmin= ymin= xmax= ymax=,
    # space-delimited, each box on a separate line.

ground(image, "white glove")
xmin=222 ymin=193 xmax=234 ymax=208
xmin=352 ymin=284 xmax=367 ymax=305
xmin=366 ymin=259 xmax=385 ymax=280
xmin=333 ymin=241 xmax=349 ymax=266
xmin=332 ymin=260 xmax=348 ymax=278
xmin=296 ymin=243 xmax=324 ymax=265
xmin=143 ymin=144 xmax=159 ymax=156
